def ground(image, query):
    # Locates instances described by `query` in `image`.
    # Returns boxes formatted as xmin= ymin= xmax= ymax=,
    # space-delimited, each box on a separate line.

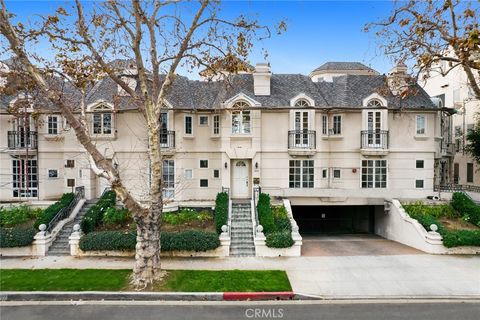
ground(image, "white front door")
xmin=232 ymin=160 xmax=249 ymax=199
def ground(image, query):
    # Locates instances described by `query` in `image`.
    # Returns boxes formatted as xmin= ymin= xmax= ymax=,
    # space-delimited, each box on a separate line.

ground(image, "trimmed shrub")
xmin=79 ymin=231 xmax=136 ymax=251
xmin=162 ymin=230 xmax=220 ymax=252
xmin=214 ymin=192 xmax=228 ymax=234
xmin=0 ymin=227 xmax=36 ymax=247
xmin=79 ymin=230 xmax=220 ymax=252
xmin=272 ymin=205 xmax=292 ymax=232
xmin=0 ymin=205 xmax=40 ymax=227
xmin=266 ymin=231 xmax=295 ymax=248
xmin=402 ymin=202 xmax=457 ymax=219
xmin=103 ymin=207 xmax=131 ymax=227
xmin=451 ymin=192 xmax=480 ymax=226
xmin=442 ymin=230 xmax=480 ymax=248
xmin=81 ymin=190 xmax=116 ymax=233
xmin=34 ymin=193 xmax=74 ymax=229
xmin=257 ymin=193 xmax=275 ymax=234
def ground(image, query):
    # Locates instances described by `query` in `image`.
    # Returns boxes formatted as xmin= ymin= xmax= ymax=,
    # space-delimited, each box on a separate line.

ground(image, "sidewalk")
xmin=1 ymin=254 xmax=479 ymax=298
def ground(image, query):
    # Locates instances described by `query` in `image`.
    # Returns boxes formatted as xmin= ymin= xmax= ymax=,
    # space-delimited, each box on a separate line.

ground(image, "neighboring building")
xmin=1 ymin=59 xmax=444 ymax=232
xmin=421 ymin=61 xmax=480 ymax=187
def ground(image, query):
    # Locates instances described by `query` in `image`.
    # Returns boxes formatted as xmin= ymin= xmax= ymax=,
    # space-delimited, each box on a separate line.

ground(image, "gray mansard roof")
xmin=311 ymin=62 xmax=377 ymax=74
xmin=1 ymin=60 xmax=436 ymax=111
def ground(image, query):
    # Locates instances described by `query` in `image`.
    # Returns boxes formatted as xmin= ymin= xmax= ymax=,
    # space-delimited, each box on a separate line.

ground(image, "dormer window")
xmin=90 ymin=104 xmax=114 ymax=136
xmin=367 ymin=99 xmax=383 ymax=107
xmin=232 ymin=101 xmax=251 ymax=134
xmin=294 ymin=99 xmax=310 ymax=107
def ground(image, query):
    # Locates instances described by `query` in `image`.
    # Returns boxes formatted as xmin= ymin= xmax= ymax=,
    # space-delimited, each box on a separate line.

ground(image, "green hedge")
xmin=0 ymin=227 xmax=36 ymax=247
xmin=272 ymin=205 xmax=292 ymax=232
xmin=34 ymin=193 xmax=74 ymax=229
xmin=214 ymin=192 xmax=228 ymax=234
xmin=265 ymin=231 xmax=295 ymax=248
xmin=162 ymin=230 xmax=220 ymax=252
xmin=0 ymin=205 xmax=41 ymax=228
xmin=257 ymin=193 xmax=275 ymax=234
xmin=79 ymin=230 xmax=220 ymax=252
xmin=79 ymin=231 xmax=136 ymax=251
xmin=451 ymin=192 xmax=480 ymax=226
xmin=81 ymin=190 xmax=116 ymax=233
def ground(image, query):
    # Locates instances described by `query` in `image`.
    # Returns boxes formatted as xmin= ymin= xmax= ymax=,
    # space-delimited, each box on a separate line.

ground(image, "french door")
xmin=367 ymin=111 xmax=382 ymax=147
xmin=294 ymin=111 xmax=309 ymax=147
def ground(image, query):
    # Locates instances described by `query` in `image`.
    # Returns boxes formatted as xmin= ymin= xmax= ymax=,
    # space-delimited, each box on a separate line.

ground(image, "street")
xmin=1 ymin=300 xmax=480 ymax=320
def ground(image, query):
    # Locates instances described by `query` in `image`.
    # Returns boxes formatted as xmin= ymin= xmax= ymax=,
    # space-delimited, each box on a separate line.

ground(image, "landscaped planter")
xmin=70 ymin=246 xmax=230 ymax=258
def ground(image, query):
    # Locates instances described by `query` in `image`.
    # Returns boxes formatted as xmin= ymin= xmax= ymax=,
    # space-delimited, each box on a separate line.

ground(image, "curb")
xmin=223 ymin=292 xmax=295 ymax=301
xmin=0 ymin=292 xmax=223 ymax=301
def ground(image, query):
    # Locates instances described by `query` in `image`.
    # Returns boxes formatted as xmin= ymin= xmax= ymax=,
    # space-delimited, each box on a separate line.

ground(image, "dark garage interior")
xmin=292 ymin=205 xmax=381 ymax=234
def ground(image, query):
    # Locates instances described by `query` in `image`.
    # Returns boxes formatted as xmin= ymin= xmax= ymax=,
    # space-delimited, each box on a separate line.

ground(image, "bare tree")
xmin=0 ymin=0 xmax=282 ymax=288
xmin=366 ymin=0 xmax=480 ymax=99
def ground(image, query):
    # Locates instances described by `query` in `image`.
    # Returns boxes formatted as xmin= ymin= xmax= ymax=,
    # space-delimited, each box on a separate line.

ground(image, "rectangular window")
xmin=416 ymin=160 xmax=424 ymax=169
xmin=416 ymin=115 xmax=426 ymax=135
xmin=232 ymin=110 xmax=251 ymax=134
xmin=199 ymin=115 xmax=209 ymax=126
xmin=332 ymin=115 xmax=342 ymax=135
xmin=289 ymin=160 xmax=314 ymax=188
xmin=67 ymin=178 xmax=75 ymax=187
xmin=467 ymin=163 xmax=474 ymax=183
xmin=163 ymin=160 xmax=175 ymax=199
xmin=213 ymin=115 xmax=220 ymax=135
xmin=322 ymin=115 xmax=328 ymax=135
xmin=65 ymin=160 xmax=75 ymax=168
xmin=92 ymin=113 xmax=112 ymax=135
xmin=48 ymin=169 xmax=58 ymax=179
xmin=454 ymin=163 xmax=459 ymax=184
xmin=12 ymin=158 xmax=38 ymax=197
xmin=213 ymin=169 xmax=220 ymax=178
xmin=415 ymin=180 xmax=424 ymax=189
xmin=185 ymin=115 xmax=193 ymax=135
xmin=361 ymin=160 xmax=387 ymax=188
xmin=322 ymin=168 xmax=328 ymax=179
xmin=47 ymin=116 xmax=58 ymax=135
xmin=184 ymin=169 xmax=193 ymax=180
xmin=333 ymin=169 xmax=341 ymax=179
xmin=200 ymin=160 xmax=208 ymax=168
xmin=200 ymin=179 xmax=208 ymax=187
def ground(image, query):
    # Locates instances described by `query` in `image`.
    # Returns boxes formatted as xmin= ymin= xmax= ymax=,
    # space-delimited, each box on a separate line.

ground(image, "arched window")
xmin=367 ymin=99 xmax=383 ymax=107
xmin=294 ymin=99 xmax=310 ymax=107
xmin=232 ymin=101 xmax=251 ymax=134
xmin=91 ymin=104 xmax=113 ymax=135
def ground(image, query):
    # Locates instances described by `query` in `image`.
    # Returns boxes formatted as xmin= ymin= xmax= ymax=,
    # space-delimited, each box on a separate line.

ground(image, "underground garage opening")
xmin=291 ymin=205 xmax=384 ymax=235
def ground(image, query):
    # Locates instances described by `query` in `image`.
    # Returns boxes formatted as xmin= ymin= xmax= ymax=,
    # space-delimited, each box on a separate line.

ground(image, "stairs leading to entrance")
xmin=230 ymin=202 xmax=255 ymax=257
xmin=47 ymin=199 xmax=96 ymax=256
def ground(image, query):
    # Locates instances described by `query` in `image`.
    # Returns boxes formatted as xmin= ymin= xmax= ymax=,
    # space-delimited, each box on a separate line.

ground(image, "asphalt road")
xmin=1 ymin=300 xmax=480 ymax=320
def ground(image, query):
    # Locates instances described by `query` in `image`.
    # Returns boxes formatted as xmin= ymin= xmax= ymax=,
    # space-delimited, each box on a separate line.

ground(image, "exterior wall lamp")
xmin=224 ymin=162 xmax=228 ymax=169
xmin=255 ymin=162 xmax=259 ymax=169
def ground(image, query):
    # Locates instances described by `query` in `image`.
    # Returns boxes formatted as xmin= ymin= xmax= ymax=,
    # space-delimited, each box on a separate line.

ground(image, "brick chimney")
xmin=253 ymin=63 xmax=271 ymax=96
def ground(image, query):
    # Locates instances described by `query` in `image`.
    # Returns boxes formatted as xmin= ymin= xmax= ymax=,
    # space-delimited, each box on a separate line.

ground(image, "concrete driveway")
xmin=301 ymin=234 xmax=423 ymax=256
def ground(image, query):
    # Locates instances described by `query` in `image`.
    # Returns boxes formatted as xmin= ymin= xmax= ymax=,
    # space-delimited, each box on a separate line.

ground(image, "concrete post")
xmin=33 ymin=224 xmax=52 ymax=256
xmin=68 ymin=224 xmax=83 ymax=256
xmin=219 ymin=225 xmax=231 ymax=257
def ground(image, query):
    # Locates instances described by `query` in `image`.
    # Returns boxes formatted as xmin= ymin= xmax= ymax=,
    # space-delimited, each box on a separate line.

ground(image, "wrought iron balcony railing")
xmin=360 ymin=130 xmax=389 ymax=150
xmin=7 ymin=131 xmax=38 ymax=150
xmin=288 ymin=130 xmax=316 ymax=150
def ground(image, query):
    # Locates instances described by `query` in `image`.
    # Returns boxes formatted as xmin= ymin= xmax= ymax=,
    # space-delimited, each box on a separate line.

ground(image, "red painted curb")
xmin=223 ymin=292 xmax=294 ymax=301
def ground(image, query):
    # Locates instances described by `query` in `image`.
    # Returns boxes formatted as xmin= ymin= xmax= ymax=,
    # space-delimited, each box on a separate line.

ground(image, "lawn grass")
xmin=152 ymin=270 xmax=291 ymax=292
xmin=0 ymin=269 xmax=291 ymax=292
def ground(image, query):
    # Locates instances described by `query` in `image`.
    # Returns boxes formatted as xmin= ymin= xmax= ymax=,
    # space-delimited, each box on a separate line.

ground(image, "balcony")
xmin=7 ymin=131 xmax=38 ymax=152
xmin=160 ymin=130 xmax=175 ymax=155
xmin=288 ymin=130 xmax=316 ymax=156
xmin=360 ymin=130 xmax=389 ymax=156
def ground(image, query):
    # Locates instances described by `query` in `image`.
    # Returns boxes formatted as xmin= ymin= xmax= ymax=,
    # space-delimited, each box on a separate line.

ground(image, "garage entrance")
xmin=291 ymin=205 xmax=380 ymax=234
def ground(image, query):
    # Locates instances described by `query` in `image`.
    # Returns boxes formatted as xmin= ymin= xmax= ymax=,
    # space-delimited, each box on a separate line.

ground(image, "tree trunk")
xmin=132 ymin=206 xmax=163 ymax=288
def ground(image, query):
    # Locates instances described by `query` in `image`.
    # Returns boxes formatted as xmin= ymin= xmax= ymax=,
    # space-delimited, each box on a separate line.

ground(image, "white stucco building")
xmin=0 ymin=60 xmax=447 ymax=233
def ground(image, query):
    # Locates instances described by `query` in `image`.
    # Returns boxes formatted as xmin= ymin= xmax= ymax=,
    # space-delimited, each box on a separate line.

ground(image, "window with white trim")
xmin=12 ymin=158 xmax=38 ymax=197
xmin=200 ymin=179 xmax=208 ymax=187
xmin=333 ymin=169 xmax=341 ymax=179
xmin=361 ymin=160 xmax=387 ymax=188
xmin=91 ymin=105 xmax=113 ymax=135
xmin=289 ymin=160 xmax=314 ymax=188
xmin=232 ymin=101 xmax=251 ymax=134
xmin=416 ymin=115 xmax=426 ymax=135
xmin=48 ymin=169 xmax=58 ymax=179
xmin=213 ymin=114 xmax=220 ymax=135
xmin=322 ymin=168 xmax=328 ymax=178
xmin=185 ymin=115 xmax=193 ymax=135
xmin=47 ymin=115 xmax=58 ymax=134
xmin=213 ymin=169 xmax=220 ymax=179
xmin=294 ymin=99 xmax=310 ymax=107
xmin=199 ymin=115 xmax=209 ymax=126
xmin=415 ymin=180 xmax=424 ymax=188
xmin=322 ymin=115 xmax=328 ymax=135
xmin=163 ymin=160 xmax=175 ymax=199
xmin=332 ymin=115 xmax=342 ymax=135
xmin=184 ymin=169 xmax=193 ymax=180
xmin=367 ymin=99 xmax=383 ymax=107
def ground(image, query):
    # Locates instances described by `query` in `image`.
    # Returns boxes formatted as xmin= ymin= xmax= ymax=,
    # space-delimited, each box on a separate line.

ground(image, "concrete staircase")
xmin=47 ymin=199 xmax=96 ymax=256
xmin=230 ymin=202 xmax=255 ymax=257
